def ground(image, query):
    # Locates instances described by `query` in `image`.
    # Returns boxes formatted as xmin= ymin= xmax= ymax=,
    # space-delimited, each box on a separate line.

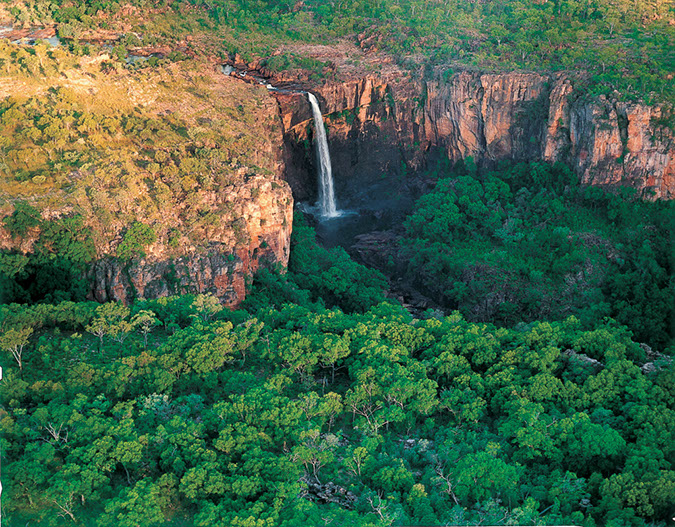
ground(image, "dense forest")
xmin=2 ymin=213 xmax=674 ymax=525
xmin=1 ymin=0 xmax=674 ymax=525
xmin=401 ymin=160 xmax=675 ymax=349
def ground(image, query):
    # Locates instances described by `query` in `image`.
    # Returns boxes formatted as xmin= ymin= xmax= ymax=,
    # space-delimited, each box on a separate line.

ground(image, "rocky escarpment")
xmin=275 ymin=71 xmax=674 ymax=200
xmin=88 ymin=176 xmax=293 ymax=307
xmin=0 ymin=60 xmax=294 ymax=308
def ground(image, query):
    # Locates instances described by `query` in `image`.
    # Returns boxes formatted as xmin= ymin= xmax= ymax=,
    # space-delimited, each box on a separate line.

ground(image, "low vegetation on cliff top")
xmin=0 ymin=45 xmax=289 ymax=303
xmin=4 ymin=0 xmax=674 ymax=104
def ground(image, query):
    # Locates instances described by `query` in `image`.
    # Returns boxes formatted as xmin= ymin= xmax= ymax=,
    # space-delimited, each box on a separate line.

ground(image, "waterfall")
xmin=307 ymin=92 xmax=339 ymax=218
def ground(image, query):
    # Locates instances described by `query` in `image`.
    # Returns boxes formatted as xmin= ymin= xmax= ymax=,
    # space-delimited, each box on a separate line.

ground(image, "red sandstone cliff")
xmin=88 ymin=175 xmax=293 ymax=307
xmin=275 ymin=71 xmax=673 ymax=200
xmin=3 ymin=57 xmax=672 ymax=308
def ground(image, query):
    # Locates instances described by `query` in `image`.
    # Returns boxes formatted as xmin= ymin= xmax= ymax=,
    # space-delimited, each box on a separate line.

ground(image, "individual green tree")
xmin=291 ymin=429 xmax=336 ymax=483
xmin=99 ymin=478 xmax=166 ymax=527
xmin=191 ymin=293 xmax=223 ymax=322
xmin=274 ymin=332 xmax=320 ymax=380
xmin=179 ymin=461 xmax=226 ymax=501
xmin=116 ymin=222 xmax=156 ymax=261
xmin=44 ymin=476 xmax=80 ymax=523
xmin=406 ymin=483 xmax=438 ymax=525
xmin=0 ymin=326 xmax=33 ymax=371
xmin=319 ymin=392 xmax=343 ymax=431
xmin=183 ymin=321 xmax=235 ymax=375
xmin=317 ymin=334 xmax=350 ymax=383
xmin=5 ymin=442 xmax=56 ymax=521
xmin=344 ymin=376 xmax=398 ymax=435
xmin=85 ymin=316 xmax=108 ymax=353
xmin=85 ymin=302 xmax=131 ymax=352
xmin=131 ymin=309 xmax=159 ymax=349
xmin=3 ymin=201 xmax=41 ymax=239
xmin=371 ymin=458 xmax=415 ymax=494
xmin=0 ymin=252 xmax=29 ymax=280
xmin=38 ymin=215 xmax=96 ymax=265
xmin=232 ymin=318 xmax=263 ymax=365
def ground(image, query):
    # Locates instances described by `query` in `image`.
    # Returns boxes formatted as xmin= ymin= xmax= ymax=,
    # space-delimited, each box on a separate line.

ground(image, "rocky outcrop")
xmin=301 ymin=476 xmax=357 ymax=509
xmin=275 ymin=71 xmax=673 ymax=200
xmin=88 ymin=175 xmax=293 ymax=308
xmin=562 ymin=349 xmax=605 ymax=372
xmin=638 ymin=343 xmax=673 ymax=374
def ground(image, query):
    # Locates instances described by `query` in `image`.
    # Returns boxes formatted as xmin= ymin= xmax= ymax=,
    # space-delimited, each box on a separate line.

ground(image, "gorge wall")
xmin=3 ymin=59 xmax=672 ymax=310
xmin=87 ymin=175 xmax=293 ymax=307
xmin=274 ymin=71 xmax=674 ymax=202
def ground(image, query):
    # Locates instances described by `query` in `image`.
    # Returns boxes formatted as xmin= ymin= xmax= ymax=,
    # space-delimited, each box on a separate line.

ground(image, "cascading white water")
xmin=307 ymin=92 xmax=339 ymax=218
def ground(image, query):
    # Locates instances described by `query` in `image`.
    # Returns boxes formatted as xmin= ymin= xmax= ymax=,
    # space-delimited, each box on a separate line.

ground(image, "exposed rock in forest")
xmin=301 ymin=477 xmax=357 ymax=509
xmin=562 ymin=349 xmax=605 ymax=371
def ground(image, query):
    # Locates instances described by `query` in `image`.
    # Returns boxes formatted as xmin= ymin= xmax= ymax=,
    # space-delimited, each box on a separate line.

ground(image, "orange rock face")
xmin=277 ymin=71 xmax=674 ymax=200
xmin=89 ymin=176 xmax=293 ymax=308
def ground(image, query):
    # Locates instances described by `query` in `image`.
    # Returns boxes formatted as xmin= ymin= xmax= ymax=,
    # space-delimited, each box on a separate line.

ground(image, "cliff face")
xmin=276 ymin=71 xmax=674 ymax=200
xmin=3 ymin=55 xmax=671 ymax=309
xmin=275 ymin=76 xmax=423 ymax=203
xmin=88 ymin=176 xmax=293 ymax=307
